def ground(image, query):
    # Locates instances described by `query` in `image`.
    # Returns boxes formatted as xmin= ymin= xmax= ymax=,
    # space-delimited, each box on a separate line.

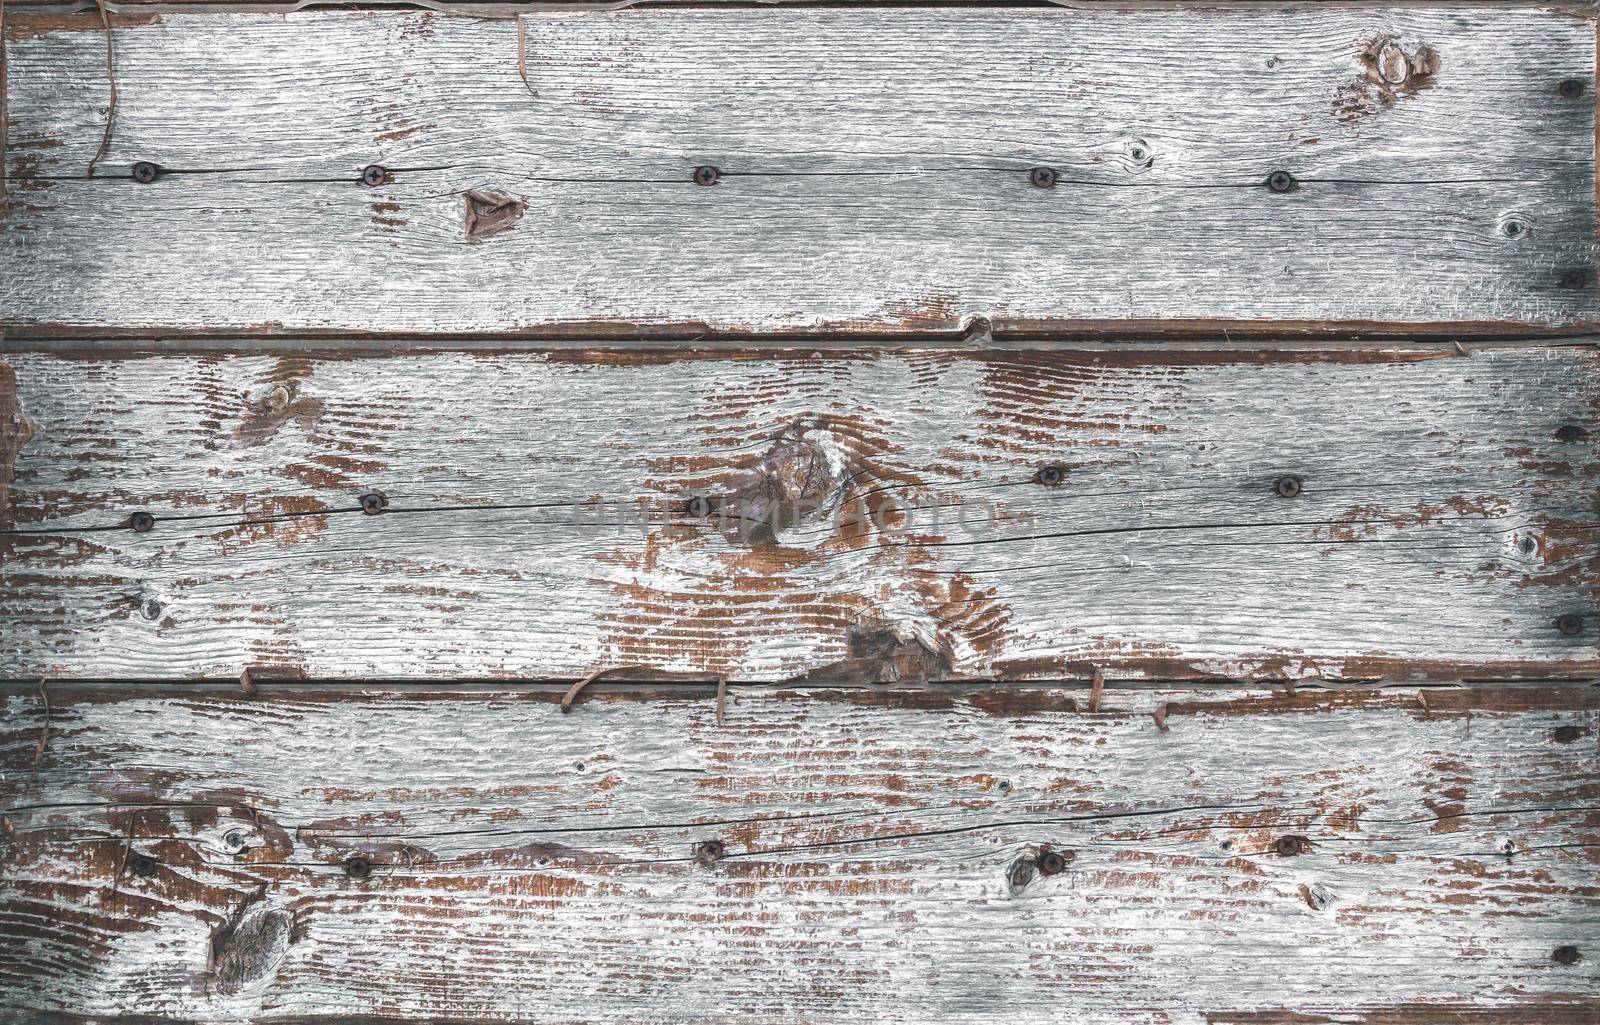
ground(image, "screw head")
xmin=1555 ymin=614 xmax=1585 ymax=636
xmin=129 ymin=511 xmax=156 ymax=533
xmin=1552 ymin=724 xmax=1582 ymax=744
xmin=1037 ymin=464 xmax=1066 ymax=487
xmin=1553 ymin=945 xmax=1582 ymax=965
xmin=131 ymin=161 xmax=159 ymax=184
xmin=1554 ymin=424 xmax=1588 ymax=443
xmin=692 ymin=165 xmax=720 ymax=187
xmin=1037 ymin=850 xmax=1067 ymax=876
xmin=140 ymin=599 xmax=163 ymax=621
xmin=1274 ymin=834 xmax=1307 ymax=857
xmin=358 ymin=491 xmax=388 ymax=516
xmin=1560 ymin=269 xmax=1589 ymax=290
xmin=360 ymin=164 xmax=387 ymax=187
xmin=693 ymin=839 xmax=725 ymax=865
xmin=1273 ymin=475 xmax=1303 ymax=498
xmin=129 ymin=854 xmax=158 ymax=877
xmin=1029 ymin=166 xmax=1057 ymax=188
xmin=1267 ymin=170 xmax=1296 ymax=193
xmin=1558 ymin=78 xmax=1587 ymax=100
xmin=344 ymin=855 xmax=372 ymax=879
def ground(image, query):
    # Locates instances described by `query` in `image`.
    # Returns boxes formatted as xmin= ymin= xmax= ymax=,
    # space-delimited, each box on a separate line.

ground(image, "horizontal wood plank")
xmin=1 ymin=684 xmax=1595 ymax=1022
xmin=1 ymin=345 xmax=1596 ymax=680
xmin=3 ymin=6 xmax=1597 ymax=336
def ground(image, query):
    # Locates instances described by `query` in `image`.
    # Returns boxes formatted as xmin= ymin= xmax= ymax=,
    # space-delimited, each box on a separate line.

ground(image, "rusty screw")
xmin=1274 ymin=834 xmax=1308 ymax=857
xmin=1037 ymin=464 xmax=1066 ymax=486
xmin=1029 ymin=166 xmax=1057 ymax=188
xmin=358 ymin=491 xmax=388 ymax=516
xmin=1560 ymin=269 xmax=1589 ymax=290
xmin=1555 ymin=614 xmax=1585 ymax=636
xmin=1267 ymin=170 xmax=1296 ymax=193
xmin=692 ymin=165 xmax=720 ymax=187
xmin=360 ymin=164 xmax=387 ymax=187
xmin=1037 ymin=850 xmax=1067 ymax=876
xmin=1554 ymin=425 xmax=1588 ymax=443
xmin=343 ymin=855 xmax=372 ymax=879
xmin=1558 ymin=79 xmax=1587 ymax=100
xmin=1552 ymin=945 xmax=1582 ymax=965
xmin=129 ymin=854 xmax=158 ymax=877
xmin=129 ymin=511 xmax=157 ymax=533
xmin=1552 ymin=724 xmax=1582 ymax=744
xmin=1273 ymin=475 xmax=1302 ymax=498
xmin=131 ymin=161 xmax=159 ymax=184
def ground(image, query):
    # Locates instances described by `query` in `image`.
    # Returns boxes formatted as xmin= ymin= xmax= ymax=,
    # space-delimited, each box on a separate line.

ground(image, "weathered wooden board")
xmin=2 ymin=346 xmax=1596 ymax=680
xmin=1 ymin=684 xmax=1595 ymax=1023
xmin=3 ymin=6 xmax=1597 ymax=336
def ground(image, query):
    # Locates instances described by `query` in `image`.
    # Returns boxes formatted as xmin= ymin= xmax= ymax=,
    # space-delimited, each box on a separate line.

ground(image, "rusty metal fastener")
xmin=1558 ymin=79 xmax=1587 ymax=99
xmin=358 ymin=491 xmax=388 ymax=516
xmin=1037 ymin=850 xmax=1067 ymax=876
xmin=1029 ymin=166 xmax=1056 ymax=188
xmin=1267 ymin=170 xmax=1295 ymax=193
xmin=1274 ymin=835 xmax=1307 ymax=857
xmin=1552 ymin=724 xmax=1582 ymax=744
xmin=360 ymin=164 xmax=387 ymax=187
xmin=1555 ymin=614 xmax=1585 ymax=636
xmin=1552 ymin=945 xmax=1582 ymax=965
xmin=693 ymin=839 xmax=725 ymax=865
xmin=344 ymin=855 xmax=372 ymax=879
xmin=1273 ymin=475 xmax=1302 ymax=498
xmin=131 ymin=161 xmax=159 ymax=184
xmin=693 ymin=165 xmax=720 ymax=187
xmin=129 ymin=511 xmax=157 ymax=533
xmin=1560 ymin=269 xmax=1589 ymax=290
xmin=1554 ymin=425 xmax=1588 ymax=443
xmin=685 ymin=495 xmax=713 ymax=518
xmin=129 ymin=854 xmax=158 ymax=877
xmin=1037 ymin=465 xmax=1065 ymax=486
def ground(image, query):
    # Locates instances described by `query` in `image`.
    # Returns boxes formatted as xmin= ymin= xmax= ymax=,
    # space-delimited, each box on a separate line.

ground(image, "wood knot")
xmin=236 ymin=379 xmax=323 ymax=447
xmin=465 ymin=189 xmax=527 ymax=242
xmin=209 ymin=904 xmax=292 ymax=996
xmin=700 ymin=424 xmax=848 ymax=546
xmin=0 ymin=362 xmax=39 ymax=522
xmin=1334 ymin=37 xmax=1440 ymax=125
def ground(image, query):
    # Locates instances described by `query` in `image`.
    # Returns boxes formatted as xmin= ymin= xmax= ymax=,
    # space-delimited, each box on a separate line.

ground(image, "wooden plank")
xmin=3 ymin=6 xmax=1597 ymax=337
xmin=1 ymin=684 xmax=1595 ymax=1022
xmin=2 ymin=345 xmax=1596 ymax=681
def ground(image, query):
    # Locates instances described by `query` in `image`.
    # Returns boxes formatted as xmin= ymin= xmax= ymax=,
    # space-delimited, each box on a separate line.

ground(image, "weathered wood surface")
xmin=2 ymin=346 xmax=1597 ymax=681
xmin=1 ymin=684 xmax=1595 ymax=1023
xmin=3 ymin=7 xmax=1597 ymax=336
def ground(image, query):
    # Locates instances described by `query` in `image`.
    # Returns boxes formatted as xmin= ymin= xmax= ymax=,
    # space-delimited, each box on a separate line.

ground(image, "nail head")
xmin=140 ymin=599 xmax=163 ymax=621
xmin=1029 ymin=166 xmax=1057 ymax=188
xmin=1555 ymin=614 xmax=1585 ymax=636
xmin=131 ymin=161 xmax=159 ymax=184
xmin=360 ymin=164 xmax=387 ymax=187
xmin=693 ymin=165 xmax=720 ymax=187
xmin=1267 ymin=170 xmax=1296 ymax=193
xmin=686 ymin=495 xmax=713 ymax=518
xmin=1273 ymin=475 xmax=1303 ymax=498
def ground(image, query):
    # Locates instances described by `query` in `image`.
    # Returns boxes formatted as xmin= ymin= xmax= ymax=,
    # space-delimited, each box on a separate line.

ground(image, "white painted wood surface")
xmin=3 ymin=7 xmax=1596 ymax=334
xmin=2 ymin=346 xmax=1596 ymax=680
xmin=1 ymin=685 xmax=1595 ymax=1023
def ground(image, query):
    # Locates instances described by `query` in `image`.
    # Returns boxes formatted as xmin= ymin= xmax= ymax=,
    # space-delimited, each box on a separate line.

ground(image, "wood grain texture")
xmin=1 ymin=684 xmax=1596 ymax=1023
xmin=3 ymin=6 xmax=1597 ymax=336
xmin=2 ymin=345 xmax=1597 ymax=681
